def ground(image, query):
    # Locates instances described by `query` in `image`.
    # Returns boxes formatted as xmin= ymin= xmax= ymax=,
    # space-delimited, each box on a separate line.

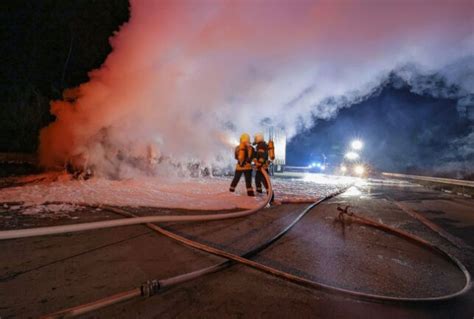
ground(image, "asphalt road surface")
xmin=0 ymin=177 xmax=473 ymax=318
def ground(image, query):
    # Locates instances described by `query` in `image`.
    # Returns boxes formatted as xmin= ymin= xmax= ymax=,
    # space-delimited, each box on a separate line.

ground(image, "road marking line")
xmin=392 ymin=200 xmax=471 ymax=250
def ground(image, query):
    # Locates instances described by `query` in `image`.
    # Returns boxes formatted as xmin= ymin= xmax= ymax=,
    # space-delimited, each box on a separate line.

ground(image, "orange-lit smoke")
xmin=39 ymin=0 xmax=473 ymax=177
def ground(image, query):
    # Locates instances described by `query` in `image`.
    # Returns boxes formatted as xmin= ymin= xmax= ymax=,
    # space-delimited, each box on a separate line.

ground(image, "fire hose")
xmin=42 ymin=191 xmax=471 ymax=317
xmin=0 ymin=170 xmax=275 ymax=240
xmin=126 ymin=207 xmax=472 ymax=304
xmin=41 ymin=175 xmax=345 ymax=318
xmin=3 ymin=169 xmax=471 ymax=317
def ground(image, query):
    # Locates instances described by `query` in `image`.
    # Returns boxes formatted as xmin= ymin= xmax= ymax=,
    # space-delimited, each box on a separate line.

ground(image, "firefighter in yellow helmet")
xmin=253 ymin=133 xmax=274 ymax=202
xmin=229 ymin=133 xmax=255 ymax=196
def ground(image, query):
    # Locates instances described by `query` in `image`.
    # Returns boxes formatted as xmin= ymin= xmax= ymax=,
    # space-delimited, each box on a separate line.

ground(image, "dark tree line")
xmin=0 ymin=0 xmax=129 ymax=152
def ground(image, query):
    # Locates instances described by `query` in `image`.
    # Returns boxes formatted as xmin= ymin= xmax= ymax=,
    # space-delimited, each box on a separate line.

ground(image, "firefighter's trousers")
xmin=229 ymin=169 xmax=254 ymax=196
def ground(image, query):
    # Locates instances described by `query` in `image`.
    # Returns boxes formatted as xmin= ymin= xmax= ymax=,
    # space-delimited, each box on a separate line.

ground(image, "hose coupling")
xmin=336 ymin=205 xmax=353 ymax=223
xmin=141 ymin=279 xmax=160 ymax=297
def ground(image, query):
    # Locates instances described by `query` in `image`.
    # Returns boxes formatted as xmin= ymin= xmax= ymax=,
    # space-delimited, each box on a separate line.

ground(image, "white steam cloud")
xmin=39 ymin=0 xmax=474 ymax=178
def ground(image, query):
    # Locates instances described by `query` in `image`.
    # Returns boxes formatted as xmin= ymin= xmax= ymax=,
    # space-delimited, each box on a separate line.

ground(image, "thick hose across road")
xmin=155 ymin=207 xmax=471 ymax=303
xmin=4 ymin=170 xmax=468 ymax=317
xmin=43 ymin=187 xmax=471 ymax=318
xmin=41 ymin=177 xmax=344 ymax=318
xmin=102 ymin=198 xmax=473 ymax=305
xmin=0 ymin=170 xmax=274 ymax=240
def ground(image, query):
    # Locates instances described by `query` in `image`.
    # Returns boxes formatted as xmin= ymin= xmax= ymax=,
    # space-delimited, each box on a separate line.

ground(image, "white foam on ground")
xmin=0 ymin=172 xmax=352 ymax=214
xmin=20 ymin=203 xmax=80 ymax=219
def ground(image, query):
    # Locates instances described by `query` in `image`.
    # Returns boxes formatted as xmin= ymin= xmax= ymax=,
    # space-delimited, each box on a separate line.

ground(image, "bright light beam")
xmin=351 ymin=139 xmax=363 ymax=150
xmin=345 ymin=151 xmax=360 ymax=160
xmin=354 ymin=165 xmax=365 ymax=175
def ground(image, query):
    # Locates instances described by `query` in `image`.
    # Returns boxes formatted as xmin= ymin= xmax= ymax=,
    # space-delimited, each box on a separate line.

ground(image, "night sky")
xmin=1 ymin=1 xmax=473 ymax=178
xmin=1 ymin=0 xmax=129 ymax=151
xmin=287 ymin=80 xmax=473 ymax=178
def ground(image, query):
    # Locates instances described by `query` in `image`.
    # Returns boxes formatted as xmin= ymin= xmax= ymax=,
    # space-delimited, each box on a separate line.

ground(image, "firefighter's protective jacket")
xmin=235 ymin=142 xmax=254 ymax=171
xmin=254 ymin=141 xmax=270 ymax=168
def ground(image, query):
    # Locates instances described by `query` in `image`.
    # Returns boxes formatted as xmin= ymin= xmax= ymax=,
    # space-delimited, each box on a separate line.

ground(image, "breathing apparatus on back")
xmin=268 ymin=139 xmax=275 ymax=161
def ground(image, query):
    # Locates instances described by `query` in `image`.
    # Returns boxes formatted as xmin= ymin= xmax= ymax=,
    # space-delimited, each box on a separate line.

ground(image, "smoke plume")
xmin=39 ymin=0 xmax=474 ymax=177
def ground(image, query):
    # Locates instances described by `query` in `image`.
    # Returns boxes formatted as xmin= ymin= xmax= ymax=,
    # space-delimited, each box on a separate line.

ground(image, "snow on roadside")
xmin=0 ymin=172 xmax=353 ymax=215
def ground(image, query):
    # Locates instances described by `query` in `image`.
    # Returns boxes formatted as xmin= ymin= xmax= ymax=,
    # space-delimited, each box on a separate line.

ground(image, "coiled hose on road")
xmin=2 ymin=170 xmax=471 ymax=317
xmin=41 ymin=172 xmax=346 ymax=318
xmin=44 ymin=192 xmax=472 ymax=317
xmin=116 ymin=204 xmax=471 ymax=304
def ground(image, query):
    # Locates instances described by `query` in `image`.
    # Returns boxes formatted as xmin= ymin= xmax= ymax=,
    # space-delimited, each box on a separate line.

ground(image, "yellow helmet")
xmin=240 ymin=133 xmax=250 ymax=143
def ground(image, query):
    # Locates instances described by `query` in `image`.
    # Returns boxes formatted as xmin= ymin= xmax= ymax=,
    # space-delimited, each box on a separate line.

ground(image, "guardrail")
xmin=382 ymin=172 xmax=474 ymax=188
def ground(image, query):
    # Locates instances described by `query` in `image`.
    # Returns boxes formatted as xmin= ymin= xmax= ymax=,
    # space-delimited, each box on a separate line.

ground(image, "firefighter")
xmin=229 ymin=133 xmax=255 ymax=196
xmin=253 ymin=133 xmax=275 ymax=202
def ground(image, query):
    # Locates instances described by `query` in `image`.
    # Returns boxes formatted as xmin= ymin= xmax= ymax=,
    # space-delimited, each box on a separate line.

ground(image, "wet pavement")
xmin=0 ymin=177 xmax=473 ymax=318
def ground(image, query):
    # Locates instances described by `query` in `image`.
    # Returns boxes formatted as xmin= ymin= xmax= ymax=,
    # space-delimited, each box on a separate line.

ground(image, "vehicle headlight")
xmin=354 ymin=165 xmax=365 ymax=175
